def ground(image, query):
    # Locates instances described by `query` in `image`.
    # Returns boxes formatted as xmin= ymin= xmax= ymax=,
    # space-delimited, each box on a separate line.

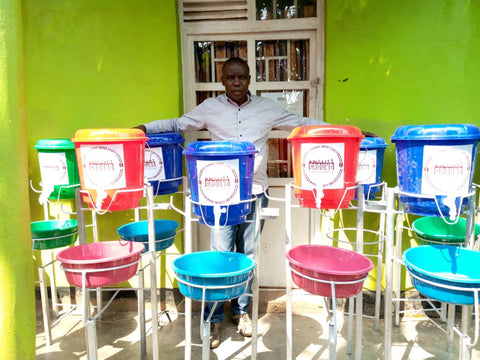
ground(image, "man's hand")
xmin=362 ymin=131 xmax=377 ymax=137
xmin=133 ymin=125 xmax=146 ymax=133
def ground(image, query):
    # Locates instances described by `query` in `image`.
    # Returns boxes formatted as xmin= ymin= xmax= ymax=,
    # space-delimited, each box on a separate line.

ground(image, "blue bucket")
xmin=391 ymin=124 xmax=480 ymax=218
xmin=183 ymin=141 xmax=258 ymax=227
xmin=172 ymin=251 xmax=255 ymax=301
xmin=355 ymin=137 xmax=388 ymax=199
xmin=145 ymin=133 xmax=184 ymax=196
xmin=117 ymin=219 xmax=178 ymax=252
xmin=403 ymin=245 xmax=480 ymax=304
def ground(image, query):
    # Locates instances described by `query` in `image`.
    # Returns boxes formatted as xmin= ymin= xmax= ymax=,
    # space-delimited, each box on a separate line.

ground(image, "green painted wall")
xmin=22 ymin=0 xmax=182 ymax=286
xmin=325 ymin=0 xmax=480 ymax=290
xmin=325 ymin=0 xmax=480 ymax=186
xmin=16 ymin=0 xmax=480 ymax=294
xmin=0 ymin=0 xmax=35 ymax=357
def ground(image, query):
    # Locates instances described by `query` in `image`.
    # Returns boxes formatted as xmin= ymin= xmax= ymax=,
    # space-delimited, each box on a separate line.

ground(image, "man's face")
xmin=221 ymin=62 xmax=251 ymax=106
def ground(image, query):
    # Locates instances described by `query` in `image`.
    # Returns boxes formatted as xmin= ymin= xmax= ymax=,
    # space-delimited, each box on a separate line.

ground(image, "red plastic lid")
xmin=287 ymin=125 xmax=364 ymax=140
xmin=72 ymin=128 xmax=149 ymax=142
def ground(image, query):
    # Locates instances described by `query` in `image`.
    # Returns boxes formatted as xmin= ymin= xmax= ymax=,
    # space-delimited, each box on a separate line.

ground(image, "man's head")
xmin=221 ymin=57 xmax=251 ymax=106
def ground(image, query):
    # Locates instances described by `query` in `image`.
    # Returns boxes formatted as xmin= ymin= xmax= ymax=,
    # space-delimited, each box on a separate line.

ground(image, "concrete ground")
xmin=35 ymin=289 xmax=480 ymax=359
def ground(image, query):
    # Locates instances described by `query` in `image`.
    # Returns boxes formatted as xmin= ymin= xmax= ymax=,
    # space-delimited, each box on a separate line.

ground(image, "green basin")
xmin=31 ymin=219 xmax=78 ymax=250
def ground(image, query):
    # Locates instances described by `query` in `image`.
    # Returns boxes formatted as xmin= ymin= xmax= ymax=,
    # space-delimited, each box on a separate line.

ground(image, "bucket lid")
xmin=391 ymin=124 xmax=480 ymax=142
xmin=287 ymin=125 xmax=364 ymax=140
xmin=183 ymin=141 xmax=258 ymax=156
xmin=146 ymin=132 xmax=184 ymax=146
xmin=71 ymin=128 xmax=149 ymax=142
xmin=360 ymin=136 xmax=388 ymax=150
xmin=34 ymin=139 xmax=75 ymax=150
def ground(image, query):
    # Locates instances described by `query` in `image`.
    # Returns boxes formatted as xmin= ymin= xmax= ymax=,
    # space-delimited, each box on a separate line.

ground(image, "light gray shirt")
xmin=144 ymin=93 xmax=326 ymax=194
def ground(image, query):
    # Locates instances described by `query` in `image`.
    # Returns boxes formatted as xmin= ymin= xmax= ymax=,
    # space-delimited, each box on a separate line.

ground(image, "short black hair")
xmin=222 ymin=57 xmax=250 ymax=75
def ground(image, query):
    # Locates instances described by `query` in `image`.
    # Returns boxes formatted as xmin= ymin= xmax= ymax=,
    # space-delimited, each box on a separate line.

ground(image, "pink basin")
xmin=286 ymin=244 xmax=373 ymax=298
xmin=57 ymin=241 xmax=144 ymax=288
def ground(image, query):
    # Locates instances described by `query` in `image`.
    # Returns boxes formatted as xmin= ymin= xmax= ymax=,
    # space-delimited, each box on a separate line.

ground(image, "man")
xmin=135 ymin=57 xmax=328 ymax=348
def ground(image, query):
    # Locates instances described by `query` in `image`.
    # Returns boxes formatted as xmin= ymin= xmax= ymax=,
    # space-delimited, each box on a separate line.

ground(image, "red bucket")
xmin=288 ymin=125 xmax=364 ymax=209
xmin=286 ymin=245 xmax=373 ymax=298
xmin=72 ymin=129 xmax=148 ymax=212
xmin=56 ymin=241 xmax=144 ymax=288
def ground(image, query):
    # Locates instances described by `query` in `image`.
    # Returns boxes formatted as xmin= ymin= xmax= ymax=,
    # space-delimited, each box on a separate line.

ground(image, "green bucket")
xmin=34 ymin=139 xmax=80 ymax=200
xmin=412 ymin=217 xmax=480 ymax=245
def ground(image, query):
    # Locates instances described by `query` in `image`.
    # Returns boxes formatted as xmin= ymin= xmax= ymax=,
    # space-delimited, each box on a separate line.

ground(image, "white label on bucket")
xmin=144 ymin=147 xmax=165 ymax=181
xmin=300 ymin=142 xmax=345 ymax=189
xmin=80 ymin=144 xmax=127 ymax=189
xmin=38 ymin=152 xmax=69 ymax=185
xmin=197 ymin=159 xmax=240 ymax=205
xmin=356 ymin=149 xmax=377 ymax=184
xmin=421 ymin=144 xmax=472 ymax=195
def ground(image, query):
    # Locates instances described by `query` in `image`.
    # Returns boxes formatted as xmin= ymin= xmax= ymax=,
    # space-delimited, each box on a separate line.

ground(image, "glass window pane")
xmin=256 ymin=39 xmax=309 ymax=82
xmin=194 ymin=42 xmax=212 ymax=83
xmin=195 ymin=41 xmax=247 ymax=83
xmin=276 ymin=0 xmax=296 ymax=19
xmin=298 ymin=0 xmax=317 ymax=17
xmin=266 ymin=138 xmax=292 ymax=177
xmin=290 ymin=40 xmax=309 ymax=81
xmin=257 ymin=89 xmax=309 ymax=116
xmin=256 ymin=0 xmax=316 ymax=20
xmin=196 ymin=91 xmax=224 ymax=106
xmin=213 ymin=41 xmax=247 ymax=82
xmin=256 ymin=0 xmax=272 ymax=20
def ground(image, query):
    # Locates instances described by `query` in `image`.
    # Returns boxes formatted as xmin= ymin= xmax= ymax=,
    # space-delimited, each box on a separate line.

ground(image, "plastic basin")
xmin=172 ymin=251 xmax=255 ymax=301
xmin=31 ymin=220 xmax=78 ymax=250
xmin=56 ymin=241 xmax=144 ymax=288
xmin=403 ymin=245 xmax=480 ymax=304
xmin=117 ymin=220 xmax=178 ymax=252
xmin=286 ymin=245 xmax=373 ymax=298
xmin=412 ymin=217 xmax=480 ymax=245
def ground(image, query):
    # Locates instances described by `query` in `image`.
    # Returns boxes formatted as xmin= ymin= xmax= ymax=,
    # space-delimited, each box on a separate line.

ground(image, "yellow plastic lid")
xmin=71 ymin=128 xmax=149 ymax=142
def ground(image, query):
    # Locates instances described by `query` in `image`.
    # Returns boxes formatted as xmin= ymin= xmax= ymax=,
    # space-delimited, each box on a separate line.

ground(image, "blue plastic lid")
xmin=360 ymin=137 xmax=388 ymax=149
xmin=183 ymin=141 xmax=258 ymax=156
xmin=146 ymin=132 xmax=184 ymax=146
xmin=391 ymin=124 xmax=480 ymax=142
xmin=34 ymin=139 xmax=75 ymax=150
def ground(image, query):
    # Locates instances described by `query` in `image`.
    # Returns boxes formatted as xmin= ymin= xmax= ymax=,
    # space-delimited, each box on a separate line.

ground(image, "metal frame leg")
xmin=39 ymin=265 xmax=52 ymax=347
xmin=384 ymin=188 xmax=396 ymax=360
xmin=138 ymin=269 xmax=147 ymax=360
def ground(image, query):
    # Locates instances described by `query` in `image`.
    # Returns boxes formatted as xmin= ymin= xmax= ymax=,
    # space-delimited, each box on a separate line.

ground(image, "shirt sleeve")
xmin=143 ymin=101 xmax=210 ymax=134
xmin=270 ymin=104 xmax=328 ymax=131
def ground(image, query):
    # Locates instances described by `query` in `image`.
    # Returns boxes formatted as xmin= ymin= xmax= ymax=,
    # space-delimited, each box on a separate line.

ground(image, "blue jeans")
xmin=205 ymin=191 xmax=269 ymax=323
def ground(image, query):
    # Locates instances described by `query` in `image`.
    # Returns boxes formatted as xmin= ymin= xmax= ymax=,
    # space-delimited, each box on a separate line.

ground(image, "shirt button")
xmin=239 ymin=121 xmax=242 ymax=124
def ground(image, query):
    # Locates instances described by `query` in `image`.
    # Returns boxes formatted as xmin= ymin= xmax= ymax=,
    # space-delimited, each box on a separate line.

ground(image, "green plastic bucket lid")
xmin=412 ymin=217 xmax=480 ymax=242
xmin=34 ymin=139 xmax=75 ymax=150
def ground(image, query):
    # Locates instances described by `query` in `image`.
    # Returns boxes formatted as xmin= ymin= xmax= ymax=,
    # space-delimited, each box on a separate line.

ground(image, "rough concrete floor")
xmin=35 ymin=290 xmax=480 ymax=359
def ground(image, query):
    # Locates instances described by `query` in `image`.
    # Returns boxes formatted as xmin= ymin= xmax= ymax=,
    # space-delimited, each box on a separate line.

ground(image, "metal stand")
xmin=285 ymin=182 xmax=376 ymax=360
xmin=30 ymin=182 xmax=80 ymax=348
xmin=176 ymin=273 xmax=255 ymax=360
xmin=324 ymin=184 xmax=387 ymax=332
xmin=384 ymin=186 xmax=478 ymax=360
xmin=73 ymin=182 xmax=182 ymax=360
xmin=179 ymin=195 xmax=261 ymax=360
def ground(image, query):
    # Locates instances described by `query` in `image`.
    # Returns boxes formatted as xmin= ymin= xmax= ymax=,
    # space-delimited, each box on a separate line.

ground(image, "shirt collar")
xmin=225 ymin=91 xmax=252 ymax=107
